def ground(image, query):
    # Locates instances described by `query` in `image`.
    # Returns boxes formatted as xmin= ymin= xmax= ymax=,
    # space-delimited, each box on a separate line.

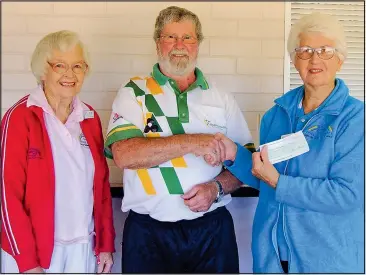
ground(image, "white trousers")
xmin=1 ymin=237 xmax=96 ymax=273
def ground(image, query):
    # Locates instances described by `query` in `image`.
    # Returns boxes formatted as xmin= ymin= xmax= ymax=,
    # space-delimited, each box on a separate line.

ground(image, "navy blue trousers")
xmin=122 ymin=206 xmax=239 ymax=273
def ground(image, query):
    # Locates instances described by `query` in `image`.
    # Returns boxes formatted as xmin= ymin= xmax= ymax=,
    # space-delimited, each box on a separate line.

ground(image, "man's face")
xmin=156 ymin=20 xmax=199 ymax=77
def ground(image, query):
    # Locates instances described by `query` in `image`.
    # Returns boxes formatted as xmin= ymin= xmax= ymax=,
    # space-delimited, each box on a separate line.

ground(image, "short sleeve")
xmin=104 ymin=81 xmax=145 ymax=159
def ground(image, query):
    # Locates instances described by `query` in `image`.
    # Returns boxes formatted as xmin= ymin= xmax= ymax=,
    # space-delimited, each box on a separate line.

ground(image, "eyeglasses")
xmin=294 ymin=46 xmax=338 ymax=60
xmin=47 ymin=61 xmax=88 ymax=74
xmin=159 ymin=34 xmax=197 ymax=44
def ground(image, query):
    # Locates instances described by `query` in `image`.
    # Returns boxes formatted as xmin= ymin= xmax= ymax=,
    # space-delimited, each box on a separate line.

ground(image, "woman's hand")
xmin=213 ymin=133 xmax=237 ymax=162
xmin=192 ymin=134 xmax=222 ymax=166
xmin=251 ymin=146 xmax=280 ymax=188
xmin=97 ymin=252 xmax=113 ymax=273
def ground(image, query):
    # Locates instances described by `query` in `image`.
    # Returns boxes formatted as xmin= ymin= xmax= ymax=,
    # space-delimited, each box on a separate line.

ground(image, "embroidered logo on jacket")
xmin=79 ymin=133 xmax=89 ymax=147
xmin=28 ymin=148 xmax=42 ymax=159
xmin=304 ymin=124 xmax=333 ymax=139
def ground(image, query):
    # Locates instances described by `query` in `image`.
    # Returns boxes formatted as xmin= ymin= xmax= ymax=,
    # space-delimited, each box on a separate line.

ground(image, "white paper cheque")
xmin=259 ymin=131 xmax=309 ymax=164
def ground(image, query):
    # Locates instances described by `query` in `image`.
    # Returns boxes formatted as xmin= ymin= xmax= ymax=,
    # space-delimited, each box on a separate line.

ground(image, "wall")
xmin=1 ymin=2 xmax=286 ymax=185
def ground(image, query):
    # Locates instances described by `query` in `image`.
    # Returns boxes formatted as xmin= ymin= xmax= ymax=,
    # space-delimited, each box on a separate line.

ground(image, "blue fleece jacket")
xmin=225 ymin=79 xmax=364 ymax=273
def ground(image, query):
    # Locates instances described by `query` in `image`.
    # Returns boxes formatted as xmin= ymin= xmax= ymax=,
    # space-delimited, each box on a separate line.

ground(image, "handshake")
xmin=192 ymin=133 xmax=237 ymax=166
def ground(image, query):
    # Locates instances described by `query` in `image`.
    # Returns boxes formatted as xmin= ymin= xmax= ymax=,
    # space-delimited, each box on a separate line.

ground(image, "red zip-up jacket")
xmin=0 ymin=95 xmax=116 ymax=272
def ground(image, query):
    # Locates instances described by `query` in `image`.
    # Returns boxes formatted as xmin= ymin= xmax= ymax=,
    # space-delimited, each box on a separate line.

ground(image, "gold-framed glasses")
xmin=294 ymin=46 xmax=337 ymax=60
xmin=159 ymin=34 xmax=197 ymax=44
xmin=47 ymin=61 xmax=88 ymax=74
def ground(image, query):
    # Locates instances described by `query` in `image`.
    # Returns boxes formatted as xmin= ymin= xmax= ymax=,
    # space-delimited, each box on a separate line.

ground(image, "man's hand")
xmin=97 ymin=252 xmax=113 ymax=273
xmin=23 ymin=266 xmax=44 ymax=273
xmin=192 ymin=134 xmax=222 ymax=166
xmin=214 ymin=133 xmax=238 ymax=162
xmin=251 ymin=146 xmax=280 ymax=188
xmin=181 ymin=182 xmax=218 ymax=212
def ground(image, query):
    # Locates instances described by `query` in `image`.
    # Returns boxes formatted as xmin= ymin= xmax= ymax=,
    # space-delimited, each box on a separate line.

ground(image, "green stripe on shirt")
xmin=166 ymin=117 xmax=185 ymax=135
xmin=125 ymin=80 xmax=145 ymax=97
xmin=145 ymin=94 xmax=164 ymax=116
xmin=105 ymin=128 xmax=144 ymax=155
xmin=160 ymin=167 xmax=184 ymax=194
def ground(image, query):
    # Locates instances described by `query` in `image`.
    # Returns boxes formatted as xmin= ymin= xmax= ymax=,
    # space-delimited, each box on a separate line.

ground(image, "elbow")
xmin=111 ymin=146 xmax=127 ymax=170
xmin=113 ymin=152 xmax=138 ymax=170
xmin=334 ymin=186 xmax=363 ymax=214
xmin=113 ymin=155 xmax=130 ymax=170
xmin=111 ymin=138 xmax=145 ymax=170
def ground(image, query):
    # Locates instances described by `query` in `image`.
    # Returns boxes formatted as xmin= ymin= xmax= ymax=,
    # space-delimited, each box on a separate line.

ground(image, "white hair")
xmin=31 ymin=30 xmax=91 ymax=84
xmin=287 ymin=13 xmax=347 ymax=62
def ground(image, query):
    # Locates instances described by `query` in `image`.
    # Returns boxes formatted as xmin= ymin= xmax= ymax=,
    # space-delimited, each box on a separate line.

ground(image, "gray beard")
xmin=158 ymin=55 xmax=197 ymax=76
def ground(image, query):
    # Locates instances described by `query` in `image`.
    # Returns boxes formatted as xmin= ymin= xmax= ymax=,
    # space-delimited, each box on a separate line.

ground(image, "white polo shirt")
xmin=27 ymin=86 xmax=95 ymax=244
xmin=105 ymin=64 xmax=253 ymax=222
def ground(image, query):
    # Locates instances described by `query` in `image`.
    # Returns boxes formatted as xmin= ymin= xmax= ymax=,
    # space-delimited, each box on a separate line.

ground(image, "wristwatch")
xmin=213 ymin=180 xmax=225 ymax=203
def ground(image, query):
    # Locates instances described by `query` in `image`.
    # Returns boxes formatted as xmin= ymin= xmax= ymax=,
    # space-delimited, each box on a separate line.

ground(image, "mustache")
xmin=169 ymin=49 xmax=189 ymax=57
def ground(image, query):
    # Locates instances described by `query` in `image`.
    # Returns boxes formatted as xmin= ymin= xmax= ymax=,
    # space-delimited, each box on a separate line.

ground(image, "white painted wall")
xmin=2 ymin=2 xmax=286 ymax=185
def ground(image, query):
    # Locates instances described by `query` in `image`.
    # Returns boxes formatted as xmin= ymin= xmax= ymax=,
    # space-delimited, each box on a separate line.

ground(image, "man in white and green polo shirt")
xmin=105 ymin=6 xmax=255 ymax=273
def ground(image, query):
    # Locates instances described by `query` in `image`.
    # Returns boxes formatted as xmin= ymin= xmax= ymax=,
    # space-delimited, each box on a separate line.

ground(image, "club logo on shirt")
xmin=113 ymin=113 xmax=123 ymax=123
xmin=28 ymin=148 xmax=42 ymax=159
xmin=144 ymin=118 xmax=159 ymax=133
xmin=144 ymin=114 xmax=163 ymax=134
xmin=79 ymin=133 xmax=89 ymax=147
xmin=204 ymin=119 xmax=226 ymax=130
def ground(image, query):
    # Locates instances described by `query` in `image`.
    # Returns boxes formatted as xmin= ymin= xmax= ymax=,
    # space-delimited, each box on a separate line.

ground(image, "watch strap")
xmin=213 ymin=180 xmax=224 ymax=203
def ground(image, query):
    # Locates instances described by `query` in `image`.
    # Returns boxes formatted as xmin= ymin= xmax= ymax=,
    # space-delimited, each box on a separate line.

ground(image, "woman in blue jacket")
xmin=213 ymin=13 xmax=364 ymax=273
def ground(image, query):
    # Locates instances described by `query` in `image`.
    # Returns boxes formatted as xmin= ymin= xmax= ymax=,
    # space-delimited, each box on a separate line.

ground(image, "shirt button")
xmin=181 ymin=113 xmax=186 ymax=117
xmin=179 ymin=95 xmax=184 ymax=99
xmin=301 ymin=119 xmax=305 ymax=122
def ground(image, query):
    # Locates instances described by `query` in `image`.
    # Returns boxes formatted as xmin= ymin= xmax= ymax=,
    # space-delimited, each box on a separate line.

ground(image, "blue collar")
xmin=275 ymin=78 xmax=349 ymax=115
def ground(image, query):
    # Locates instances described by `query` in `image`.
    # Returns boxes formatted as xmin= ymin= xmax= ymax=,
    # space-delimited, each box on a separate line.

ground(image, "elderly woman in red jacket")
xmin=1 ymin=30 xmax=115 ymax=273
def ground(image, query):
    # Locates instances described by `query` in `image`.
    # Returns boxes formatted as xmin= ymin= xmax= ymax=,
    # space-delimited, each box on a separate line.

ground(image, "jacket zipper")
xmin=272 ymin=102 xmax=293 ymax=273
xmin=274 ymin=99 xmax=339 ymax=272
xmin=281 ymin=113 xmax=321 ymax=272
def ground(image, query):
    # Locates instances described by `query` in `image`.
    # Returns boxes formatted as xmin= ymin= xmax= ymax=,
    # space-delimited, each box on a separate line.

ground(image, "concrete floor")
xmin=110 ymin=197 xmax=259 ymax=273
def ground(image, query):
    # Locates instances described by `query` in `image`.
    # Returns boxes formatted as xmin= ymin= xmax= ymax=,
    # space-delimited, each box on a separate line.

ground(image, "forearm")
xmin=112 ymin=134 xmax=201 ymax=169
xmin=224 ymin=143 xmax=260 ymax=189
xmin=215 ymin=169 xmax=243 ymax=194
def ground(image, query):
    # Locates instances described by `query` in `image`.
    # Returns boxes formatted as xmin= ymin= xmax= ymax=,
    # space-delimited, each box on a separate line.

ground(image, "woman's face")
xmin=41 ymin=44 xmax=88 ymax=99
xmin=294 ymin=32 xmax=343 ymax=89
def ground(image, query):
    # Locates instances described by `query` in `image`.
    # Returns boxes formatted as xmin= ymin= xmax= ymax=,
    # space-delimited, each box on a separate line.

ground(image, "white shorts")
xmin=1 ymin=236 xmax=96 ymax=273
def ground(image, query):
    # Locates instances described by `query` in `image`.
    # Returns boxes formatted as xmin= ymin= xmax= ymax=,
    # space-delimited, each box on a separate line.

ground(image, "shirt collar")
xmin=27 ymin=85 xmax=86 ymax=122
xmin=151 ymin=63 xmax=209 ymax=90
xmin=275 ymin=78 xmax=348 ymax=115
